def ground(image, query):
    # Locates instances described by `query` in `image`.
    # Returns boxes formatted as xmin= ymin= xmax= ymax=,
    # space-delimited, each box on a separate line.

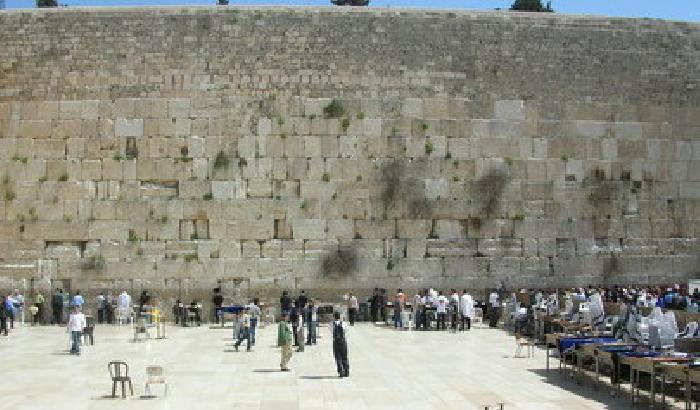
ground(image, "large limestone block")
xmin=354 ymin=219 xmax=395 ymax=239
xmin=115 ymin=119 xmax=144 ymax=137
xmin=326 ymin=219 xmax=353 ymax=239
xmin=168 ymin=99 xmax=190 ymax=118
xmin=227 ymin=220 xmax=273 ymax=240
xmin=219 ymin=240 xmax=242 ymax=258
xmin=300 ymin=180 xmax=334 ymax=199
xmin=261 ymin=239 xmax=283 ymax=258
xmin=211 ymin=181 xmax=235 ymax=199
xmin=680 ymin=182 xmax=700 ymax=199
xmin=447 ymin=137 xmax=471 ymax=159
xmin=494 ymin=100 xmax=525 ymax=121
xmin=0 ymin=139 xmax=17 ymax=160
xmin=241 ymin=240 xmax=261 ymax=258
xmin=436 ymin=219 xmax=465 ymax=239
xmin=291 ymin=219 xmax=326 ymax=240
xmin=146 ymin=222 xmax=178 ymax=241
xmin=18 ymin=120 xmax=51 ymax=138
xmin=23 ymin=222 xmax=88 ymax=241
xmin=397 ymin=219 xmax=431 ymax=238
xmin=247 ymin=178 xmax=272 ymax=198
xmin=34 ymin=139 xmax=65 ymax=159
xmin=401 ymin=98 xmax=423 ymax=118
xmin=58 ymin=101 xmax=87 ymax=120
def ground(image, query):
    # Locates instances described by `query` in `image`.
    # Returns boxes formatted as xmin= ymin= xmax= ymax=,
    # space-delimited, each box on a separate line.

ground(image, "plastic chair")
xmin=472 ymin=308 xmax=483 ymax=324
xmin=133 ymin=317 xmax=150 ymax=341
xmin=678 ymin=321 xmax=698 ymax=338
xmin=144 ymin=366 xmax=168 ymax=397
xmin=514 ymin=332 xmax=535 ymax=358
xmin=108 ymin=361 xmax=133 ymax=398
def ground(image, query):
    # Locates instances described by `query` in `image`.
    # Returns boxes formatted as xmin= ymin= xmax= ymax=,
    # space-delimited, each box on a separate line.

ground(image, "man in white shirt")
xmin=12 ymin=289 xmax=24 ymax=326
xmin=248 ymin=298 xmax=261 ymax=346
xmin=436 ymin=291 xmax=448 ymax=330
xmin=347 ymin=292 xmax=359 ymax=326
xmin=234 ymin=307 xmax=252 ymax=352
xmin=67 ymin=306 xmax=86 ymax=355
xmin=460 ymin=290 xmax=474 ymax=331
xmin=450 ymin=289 xmax=460 ymax=331
xmin=118 ymin=291 xmax=132 ymax=324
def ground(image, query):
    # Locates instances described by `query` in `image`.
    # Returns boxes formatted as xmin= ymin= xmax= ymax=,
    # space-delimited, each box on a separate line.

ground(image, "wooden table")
xmin=591 ymin=343 xmax=640 ymax=394
xmin=659 ymin=363 xmax=700 ymax=410
xmin=622 ymin=355 xmax=693 ymax=408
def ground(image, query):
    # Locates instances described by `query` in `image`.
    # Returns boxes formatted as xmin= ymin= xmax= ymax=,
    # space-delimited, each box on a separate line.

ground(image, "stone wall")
xmin=0 ymin=6 xmax=699 ymax=308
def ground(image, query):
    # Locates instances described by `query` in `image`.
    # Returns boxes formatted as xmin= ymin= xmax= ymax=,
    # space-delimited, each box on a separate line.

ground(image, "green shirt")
xmin=278 ymin=321 xmax=292 ymax=345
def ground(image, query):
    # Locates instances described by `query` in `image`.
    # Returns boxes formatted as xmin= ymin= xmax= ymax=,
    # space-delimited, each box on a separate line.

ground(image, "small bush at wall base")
xmin=58 ymin=174 xmax=68 ymax=182
xmin=203 ymin=193 xmax=213 ymax=200
xmin=184 ymin=253 xmax=198 ymax=263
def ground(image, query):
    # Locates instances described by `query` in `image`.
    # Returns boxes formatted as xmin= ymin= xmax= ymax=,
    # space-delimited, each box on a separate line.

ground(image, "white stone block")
xmin=115 ymin=119 xmax=144 ymax=137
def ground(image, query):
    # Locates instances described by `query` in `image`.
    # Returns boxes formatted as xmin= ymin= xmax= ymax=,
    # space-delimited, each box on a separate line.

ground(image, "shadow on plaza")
xmin=298 ymin=375 xmax=340 ymax=380
xmin=527 ymin=368 xmax=679 ymax=410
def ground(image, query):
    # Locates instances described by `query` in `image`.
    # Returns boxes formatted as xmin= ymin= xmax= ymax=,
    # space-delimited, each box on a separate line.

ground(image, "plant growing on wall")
xmin=379 ymin=159 xmax=434 ymax=219
xmin=474 ymin=167 xmax=510 ymax=216
xmin=81 ymin=255 xmax=105 ymax=271
xmin=510 ymin=0 xmax=553 ymax=12
xmin=37 ymin=0 xmax=58 ymax=7
xmin=320 ymin=247 xmax=358 ymax=277
xmin=331 ymin=0 xmax=369 ymax=5
xmin=323 ymin=99 xmax=345 ymax=118
xmin=213 ymin=150 xmax=230 ymax=170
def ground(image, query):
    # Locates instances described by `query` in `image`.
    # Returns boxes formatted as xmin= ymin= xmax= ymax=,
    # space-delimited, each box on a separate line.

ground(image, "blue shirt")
xmin=72 ymin=295 xmax=84 ymax=307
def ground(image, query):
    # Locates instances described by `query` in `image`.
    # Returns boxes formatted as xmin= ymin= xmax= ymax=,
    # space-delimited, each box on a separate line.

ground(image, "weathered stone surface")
xmin=0 ymin=6 xmax=697 ymax=301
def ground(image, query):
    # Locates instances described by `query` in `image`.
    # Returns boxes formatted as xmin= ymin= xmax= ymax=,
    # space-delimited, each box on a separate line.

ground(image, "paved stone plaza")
xmin=0 ymin=322 xmax=671 ymax=410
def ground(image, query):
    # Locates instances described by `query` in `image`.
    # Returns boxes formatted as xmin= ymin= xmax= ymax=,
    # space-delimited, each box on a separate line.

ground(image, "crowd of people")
xmin=6 ymin=282 xmax=700 ymax=373
xmin=367 ymin=287 xmax=485 ymax=330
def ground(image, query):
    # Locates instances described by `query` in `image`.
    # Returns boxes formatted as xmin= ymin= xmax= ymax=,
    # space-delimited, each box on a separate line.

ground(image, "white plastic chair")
xmin=678 ymin=321 xmax=698 ymax=338
xmin=402 ymin=311 xmax=413 ymax=330
xmin=514 ymin=333 xmax=535 ymax=358
xmin=473 ymin=308 xmax=483 ymax=324
xmin=144 ymin=366 xmax=167 ymax=397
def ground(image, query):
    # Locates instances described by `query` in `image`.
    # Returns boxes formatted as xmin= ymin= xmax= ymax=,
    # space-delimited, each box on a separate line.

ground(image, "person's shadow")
xmin=298 ymin=375 xmax=339 ymax=380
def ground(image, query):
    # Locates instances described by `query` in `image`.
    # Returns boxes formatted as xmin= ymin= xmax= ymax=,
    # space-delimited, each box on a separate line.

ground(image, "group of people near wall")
xmin=367 ymin=287 xmax=504 ymax=329
xmin=522 ymin=284 xmax=700 ymax=314
xmin=273 ymin=290 xmax=349 ymax=376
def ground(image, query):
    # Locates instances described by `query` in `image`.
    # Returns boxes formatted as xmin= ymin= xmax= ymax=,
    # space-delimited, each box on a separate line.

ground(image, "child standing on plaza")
xmin=67 ymin=306 xmax=86 ymax=355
